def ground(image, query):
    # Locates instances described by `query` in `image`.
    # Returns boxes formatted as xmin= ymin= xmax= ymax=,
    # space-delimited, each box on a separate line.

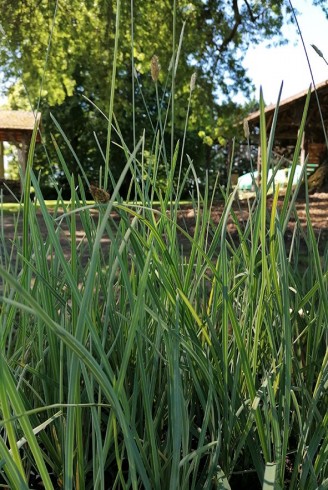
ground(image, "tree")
xmin=0 ymin=1 xmax=327 ymax=193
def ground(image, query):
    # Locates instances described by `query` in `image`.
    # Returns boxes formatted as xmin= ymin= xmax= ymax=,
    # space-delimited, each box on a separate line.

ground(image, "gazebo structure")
xmin=0 ymin=110 xmax=42 ymax=194
xmin=245 ymin=79 xmax=328 ymax=175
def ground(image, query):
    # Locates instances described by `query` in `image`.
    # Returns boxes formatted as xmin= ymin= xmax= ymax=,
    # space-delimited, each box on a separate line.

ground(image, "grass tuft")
xmin=0 ymin=5 xmax=327 ymax=489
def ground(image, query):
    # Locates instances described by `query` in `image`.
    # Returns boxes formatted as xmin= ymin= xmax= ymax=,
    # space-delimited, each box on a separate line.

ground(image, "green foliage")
xmin=1 ymin=0 xmax=327 ymax=185
xmin=0 ymin=3 xmax=327 ymax=488
xmin=0 ymin=80 xmax=327 ymax=488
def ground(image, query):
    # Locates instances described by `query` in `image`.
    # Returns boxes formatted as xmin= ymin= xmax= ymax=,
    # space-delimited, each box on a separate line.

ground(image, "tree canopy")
xmin=0 ymin=0 xmax=327 ymax=192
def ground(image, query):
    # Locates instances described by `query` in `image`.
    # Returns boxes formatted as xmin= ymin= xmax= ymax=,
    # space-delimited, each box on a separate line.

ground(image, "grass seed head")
xmin=89 ymin=184 xmax=110 ymax=203
xmin=190 ymin=72 xmax=197 ymax=92
xmin=243 ymin=119 xmax=250 ymax=139
xmin=311 ymin=44 xmax=323 ymax=58
xmin=151 ymin=55 xmax=160 ymax=82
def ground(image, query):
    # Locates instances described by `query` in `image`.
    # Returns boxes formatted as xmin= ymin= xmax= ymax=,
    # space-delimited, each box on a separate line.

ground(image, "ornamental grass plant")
xmin=0 ymin=3 xmax=327 ymax=489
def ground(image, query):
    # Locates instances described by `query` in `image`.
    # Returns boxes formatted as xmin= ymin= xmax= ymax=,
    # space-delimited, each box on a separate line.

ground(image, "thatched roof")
xmin=0 ymin=110 xmax=41 ymax=143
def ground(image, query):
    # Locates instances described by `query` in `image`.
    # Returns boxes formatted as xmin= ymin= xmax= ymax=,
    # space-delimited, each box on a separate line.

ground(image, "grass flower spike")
xmin=151 ymin=54 xmax=160 ymax=82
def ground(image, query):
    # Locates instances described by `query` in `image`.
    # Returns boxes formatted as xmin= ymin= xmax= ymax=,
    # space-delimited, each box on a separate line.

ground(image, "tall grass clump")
xmin=0 ymin=6 xmax=328 ymax=490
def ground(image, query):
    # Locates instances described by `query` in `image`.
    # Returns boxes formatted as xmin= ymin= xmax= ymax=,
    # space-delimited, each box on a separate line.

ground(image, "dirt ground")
xmin=2 ymin=192 xmax=328 ymax=262
xmin=178 ymin=191 xmax=328 ymax=255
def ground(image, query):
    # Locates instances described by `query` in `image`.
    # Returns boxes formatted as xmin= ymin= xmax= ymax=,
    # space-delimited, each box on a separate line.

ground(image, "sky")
xmin=241 ymin=0 xmax=328 ymax=105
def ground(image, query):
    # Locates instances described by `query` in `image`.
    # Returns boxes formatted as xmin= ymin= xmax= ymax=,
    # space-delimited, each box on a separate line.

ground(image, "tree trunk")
xmin=299 ymin=161 xmax=328 ymax=195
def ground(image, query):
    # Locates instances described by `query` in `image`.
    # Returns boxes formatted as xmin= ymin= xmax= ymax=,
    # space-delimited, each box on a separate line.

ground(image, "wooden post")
xmin=17 ymin=141 xmax=28 ymax=192
xmin=0 ymin=142 xmax=4 ymax=179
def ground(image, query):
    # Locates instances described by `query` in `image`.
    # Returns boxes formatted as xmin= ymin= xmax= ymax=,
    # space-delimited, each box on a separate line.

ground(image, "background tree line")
xmin=0 ymin=0 xmax=327 ymax=196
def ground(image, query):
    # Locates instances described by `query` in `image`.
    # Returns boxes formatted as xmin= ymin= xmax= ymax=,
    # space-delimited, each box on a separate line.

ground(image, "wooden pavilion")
xmin=0 ymin=110 xmax=41 ymax=195
xmin=245 ymin=79 xmax=328 ymax=174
